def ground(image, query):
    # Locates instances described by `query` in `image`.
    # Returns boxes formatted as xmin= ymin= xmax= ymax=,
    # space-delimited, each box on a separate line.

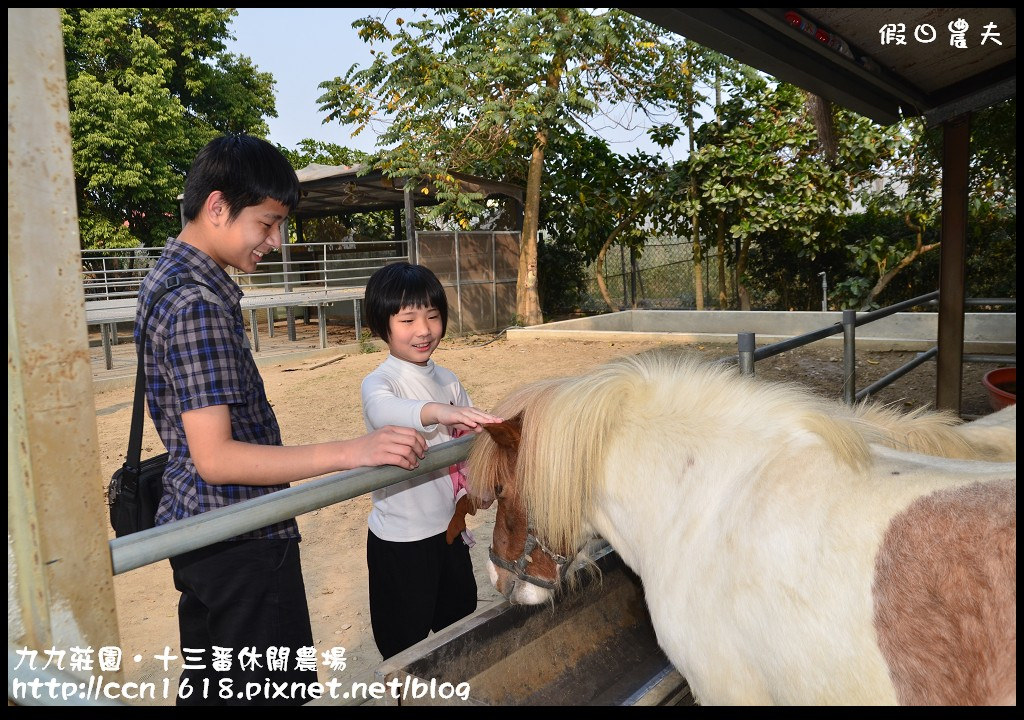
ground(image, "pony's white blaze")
xmin=470 ymin=349 xmax=1016 ymax=706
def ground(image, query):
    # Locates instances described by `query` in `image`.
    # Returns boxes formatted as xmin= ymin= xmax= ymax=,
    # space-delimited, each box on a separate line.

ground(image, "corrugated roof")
xmin=292 ymin=163 xmax=524 ymax=219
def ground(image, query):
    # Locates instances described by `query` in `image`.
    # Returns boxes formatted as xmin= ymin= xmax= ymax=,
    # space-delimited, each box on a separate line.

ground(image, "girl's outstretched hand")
xmin=424 ymin=403 xmax=502 ymax=433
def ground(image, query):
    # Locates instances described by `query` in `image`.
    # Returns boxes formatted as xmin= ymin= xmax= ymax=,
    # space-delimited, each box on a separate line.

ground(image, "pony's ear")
xmin=484 ymin=413 xmax=523 ymax=449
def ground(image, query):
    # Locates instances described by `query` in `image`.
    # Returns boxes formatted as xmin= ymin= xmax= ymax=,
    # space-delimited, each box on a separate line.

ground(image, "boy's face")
xmin=387 ymin=304 xmax=443 ymax=366
xmin=209 ymin=196 xmax=290 ymax=274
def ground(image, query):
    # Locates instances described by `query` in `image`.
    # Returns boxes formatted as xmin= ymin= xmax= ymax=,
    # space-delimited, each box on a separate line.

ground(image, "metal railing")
xmin=81 ymin=241 xmax=406 ymax=301
xmin=109 ymin=435 xmax=475 ymax=576
xmin=735 ymin=292 xmax=1016 ymax=404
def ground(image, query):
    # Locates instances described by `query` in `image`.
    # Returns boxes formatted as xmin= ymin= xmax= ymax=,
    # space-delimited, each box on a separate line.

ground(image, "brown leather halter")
xmin=488 ymin=523 xmax=572 ymax=592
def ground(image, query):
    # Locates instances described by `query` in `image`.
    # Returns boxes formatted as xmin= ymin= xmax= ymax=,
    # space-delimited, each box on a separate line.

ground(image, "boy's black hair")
xmin=364 ymin=262 xmax=449 ymax=343
xmin=181 ymin=134 xmax=300 ymax=222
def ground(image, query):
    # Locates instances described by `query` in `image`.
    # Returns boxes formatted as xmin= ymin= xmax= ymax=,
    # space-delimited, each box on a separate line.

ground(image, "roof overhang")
xmin=292 ymin=163 xmax=524 ymax=220
xmin=630 ymin=8 xmax=1016 ymax=125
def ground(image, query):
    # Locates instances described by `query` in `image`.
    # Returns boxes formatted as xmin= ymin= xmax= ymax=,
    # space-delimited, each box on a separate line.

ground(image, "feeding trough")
xmin=982 ymin=367 xmax=1016 ymax=411
xmin=373 ymin=543 xmax=693 ymax=706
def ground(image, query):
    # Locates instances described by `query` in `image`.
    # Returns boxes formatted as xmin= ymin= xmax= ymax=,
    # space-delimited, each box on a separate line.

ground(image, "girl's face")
xmin=387 ymin=304 xmax=443 ymax=366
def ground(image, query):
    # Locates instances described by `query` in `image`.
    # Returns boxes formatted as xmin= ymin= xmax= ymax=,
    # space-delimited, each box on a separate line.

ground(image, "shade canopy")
xmin=631 ymin=8 xmax=1015 ymax=126
xmin=292 ymin=163 xmax=524 ymax=220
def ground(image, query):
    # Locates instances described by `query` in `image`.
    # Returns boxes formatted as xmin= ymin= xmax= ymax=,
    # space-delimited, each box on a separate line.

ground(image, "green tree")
xmin=541 ymin=132 xmax=669 ymax=312
xmin=317 ymin=8 xmax=684 ymax=325
xmin=836 ymin=99 xmax=1016 ymax=309
xmin=61 ymin=8 xmax=277 ymax=250
xmin=689 ymin=74 xmax=893 ymax=309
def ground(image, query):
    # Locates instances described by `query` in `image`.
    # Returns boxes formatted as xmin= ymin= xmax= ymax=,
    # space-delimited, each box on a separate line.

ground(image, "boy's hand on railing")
xmin=346 ymin=426 xmax=426 ymax=470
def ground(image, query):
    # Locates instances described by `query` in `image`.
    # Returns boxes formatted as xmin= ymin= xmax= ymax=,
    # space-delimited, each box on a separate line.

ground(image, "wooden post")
xmin=935 ymin=115 xmax=970 ymax=412
xmin=8 ymin=7 xmax=121 ymax=672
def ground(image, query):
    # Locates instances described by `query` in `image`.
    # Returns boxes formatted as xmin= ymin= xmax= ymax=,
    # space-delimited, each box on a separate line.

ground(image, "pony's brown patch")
xmin=873 ymin=479 xmax=1016 ymax=705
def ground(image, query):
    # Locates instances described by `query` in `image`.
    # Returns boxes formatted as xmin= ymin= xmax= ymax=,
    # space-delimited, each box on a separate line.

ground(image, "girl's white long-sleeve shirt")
xmin=361 ymin=353 xmax=469 ymax=542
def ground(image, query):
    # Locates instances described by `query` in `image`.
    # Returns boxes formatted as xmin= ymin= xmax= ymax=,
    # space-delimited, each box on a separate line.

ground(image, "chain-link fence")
xmin=578 ymin=238 xmax=725 ymax=313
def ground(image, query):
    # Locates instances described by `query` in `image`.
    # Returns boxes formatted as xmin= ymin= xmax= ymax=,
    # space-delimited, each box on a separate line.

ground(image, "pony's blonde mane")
xmin=471 ymin=348 xmax=1001 ymax=556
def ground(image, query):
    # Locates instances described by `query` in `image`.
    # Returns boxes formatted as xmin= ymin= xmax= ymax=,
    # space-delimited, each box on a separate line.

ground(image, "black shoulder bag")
xmin=107 ymin=275 xmax=214 ymax=537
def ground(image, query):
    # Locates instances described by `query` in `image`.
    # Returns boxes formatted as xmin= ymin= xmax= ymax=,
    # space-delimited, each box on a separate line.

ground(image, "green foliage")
xmin=836 ymin=99 xmax=1016 ymax=308
xmin=541 ymin=132 xmax=663 ymax=259
xmin=62 ymin=8 xmax=277 ymax=249
xmin=689 ymin=79 xmax=892 ymax=257
xmin=537 ymin=233 xmax=588 ymax=315
xmin=359 ymin=329 xmax=380 ymax=354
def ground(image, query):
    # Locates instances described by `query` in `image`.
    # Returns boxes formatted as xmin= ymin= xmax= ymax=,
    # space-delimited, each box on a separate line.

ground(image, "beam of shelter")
xmin=293 ymin=163 xmax=524 ymax=220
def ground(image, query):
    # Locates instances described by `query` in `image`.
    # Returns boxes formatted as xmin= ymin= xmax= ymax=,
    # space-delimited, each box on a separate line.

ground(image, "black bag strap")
xmin=124 ymin=275 xmax=217 ymax=473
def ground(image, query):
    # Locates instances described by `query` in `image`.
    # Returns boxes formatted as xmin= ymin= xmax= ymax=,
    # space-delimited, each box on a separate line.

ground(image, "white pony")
xmin=468 ymin=349 xmax=1015 ymax=705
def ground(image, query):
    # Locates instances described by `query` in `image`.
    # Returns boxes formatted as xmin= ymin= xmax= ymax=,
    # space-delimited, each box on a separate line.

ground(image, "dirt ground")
xmin=92 ymin=331 xmax=1004 ymax=705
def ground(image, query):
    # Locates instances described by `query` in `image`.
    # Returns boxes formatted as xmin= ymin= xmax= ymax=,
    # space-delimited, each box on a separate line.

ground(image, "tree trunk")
xmin=516 ymin=134 xmax=546 ymax=326
xmin=807 ymin=92 xmax=837 ymax=161
xmin=692 ymin=212 xmax=704 ymax=310
xmin=737 ymin=234 xmax=751 ymax=311
xmin=594 ymin=214 xmax=639 ymax=312
xmin=713 ymin=69 xmax=729 ymax=310
xmin=685 ymin=44 xmax=704 ymax=310
xmin=595 ymin=239 xmax=615 ymax=312
xmin=516 ymin=24 xmax=568 ymax=327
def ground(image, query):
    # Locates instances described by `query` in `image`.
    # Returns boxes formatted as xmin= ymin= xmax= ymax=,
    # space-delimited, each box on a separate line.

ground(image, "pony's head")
xmin=467 ymin=374 xmax=592 ymax=604
xmin=469 ymin=365 xmax=628 ymax=604
xmin=471 ymin=416 xmax=565 ymax=604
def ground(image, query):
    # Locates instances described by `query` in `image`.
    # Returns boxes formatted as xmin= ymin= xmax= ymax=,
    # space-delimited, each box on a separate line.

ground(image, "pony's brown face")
xmin=478 ymin=418 xmax=563 ymax=604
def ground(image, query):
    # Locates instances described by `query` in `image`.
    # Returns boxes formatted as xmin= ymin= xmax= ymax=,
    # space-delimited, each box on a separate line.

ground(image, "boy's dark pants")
xmin=367 ymin=529 xmax=477 ymax=660
xmin=170 ymin=538 xmax=318 ymax=706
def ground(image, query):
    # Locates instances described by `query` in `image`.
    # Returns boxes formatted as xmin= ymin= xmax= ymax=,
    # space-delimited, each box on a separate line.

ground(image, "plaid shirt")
xmin=136 ymin=237 xmax=298 ymax=540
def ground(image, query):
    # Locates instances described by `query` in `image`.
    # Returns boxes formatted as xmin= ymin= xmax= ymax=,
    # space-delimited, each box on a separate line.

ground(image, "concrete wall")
xmin=509 ymin=310 xmax=1016 ymax=353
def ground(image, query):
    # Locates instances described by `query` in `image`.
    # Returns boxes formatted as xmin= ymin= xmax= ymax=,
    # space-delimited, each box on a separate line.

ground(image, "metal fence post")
xmin=842 ymin=309 xmax=857 ymax=405
xmin=630 ymin=246 xmax=638 ymax=309
xmin=248 ymin=309 xmax=260 ymax=352
xmin=454 ymin=230 xmax=463 ymax=334
xmin=491 ymin=231 xmax=497 ymax=331
xmin=738 ymin=332 xmax=756 ymax=376
xmin=620 ymin=245 xmax=628 ymax=309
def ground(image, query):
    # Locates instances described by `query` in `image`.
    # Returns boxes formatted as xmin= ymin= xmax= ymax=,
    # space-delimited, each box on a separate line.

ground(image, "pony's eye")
xmin=494 ymin=484 xmax=504 ymax=497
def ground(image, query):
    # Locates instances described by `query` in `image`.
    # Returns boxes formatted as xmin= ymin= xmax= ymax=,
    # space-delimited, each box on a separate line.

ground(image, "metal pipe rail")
xmin=109 ymin=435 xmax=475 ymax=576
xmin=82 ymin=242 xmax=407 ymax=300
xmin=856 ymin=347 xmax=939 ymax=402
xmin=737 ymin=291 xmax=992 ymax=406
xmin=964 ymin=297 xmax=1016 ymax=307
xmin=735 ymin=293 xmax=941 ymax=366
xmin=963 ymin=353 xmax=1016 ymax=364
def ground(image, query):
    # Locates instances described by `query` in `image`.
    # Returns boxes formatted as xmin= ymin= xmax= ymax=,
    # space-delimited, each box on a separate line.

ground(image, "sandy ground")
xmin=92 ymin=330 xmax=1002 ymax=705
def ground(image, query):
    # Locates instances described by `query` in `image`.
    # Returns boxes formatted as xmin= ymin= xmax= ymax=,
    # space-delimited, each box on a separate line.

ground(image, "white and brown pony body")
xmin=468 ymin=350 xmax=1015 ymax=705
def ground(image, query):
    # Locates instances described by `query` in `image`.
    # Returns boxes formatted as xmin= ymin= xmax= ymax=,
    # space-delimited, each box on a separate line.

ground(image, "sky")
xmin=224 ymin=7 xmax=688 ymax=160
